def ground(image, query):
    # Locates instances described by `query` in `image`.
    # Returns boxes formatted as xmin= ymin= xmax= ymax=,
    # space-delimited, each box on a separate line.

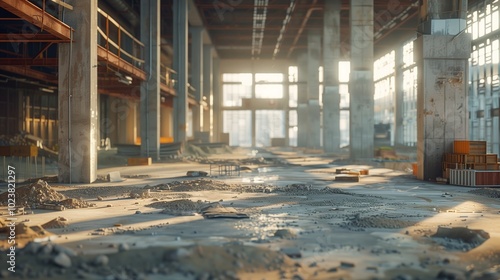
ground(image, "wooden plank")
xmin=127 ymin=157 xmax=152 ymax=166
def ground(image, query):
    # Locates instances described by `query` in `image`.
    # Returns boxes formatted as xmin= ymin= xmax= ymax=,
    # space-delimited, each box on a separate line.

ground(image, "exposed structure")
xmin=1 ymin=1 xmax=500 ymax=279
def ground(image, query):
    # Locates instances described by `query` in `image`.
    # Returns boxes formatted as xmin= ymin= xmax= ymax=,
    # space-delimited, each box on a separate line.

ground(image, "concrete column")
xmin=173 ymin=0 xmax=189 ymax=146
xmin=251 ymin=73 xmax=256 ymax=147
xmin=140 ymin=0 xmax=161 ymax=160
xmin=58 ymin=0 xmax=98 ymax=183
xmin=203 ymin=44 xmax=213 ymax=134
xmin=190 ymin=27 xmax=203 ymax=135
xmin=350 ymin=0 xmax=374 ymax=159
xmin=416 ymin=0 xmax=470 ymax=180
xmin=308 ymin=31 xmax=321 ymax=149
xmin=212 ymin=58 xmax=221 ymax=141
xmin=394 ymin=46 xmax=404 ymax=146
xmin=297 ymin=52 xmax=308 ymax=147
xmin=322 ymin=0 xmax=341 ymax=153
xmin=283 ymin=70 xmax=290 ymax=146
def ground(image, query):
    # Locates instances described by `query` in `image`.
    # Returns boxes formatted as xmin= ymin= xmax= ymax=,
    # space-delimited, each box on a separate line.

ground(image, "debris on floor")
xmin=147 ymin=199 xmax=207 ymax=216
xmin=42 ymin=217 xmax=69 ymax=229
xmin=0 ymin=180 xmax=92 ymax=210
xmin=186 ymin=170 xmax=209 ymax=177
xmin=0 ymin=221 xmax=52 ymax=249
xmin=200 ymin=203 xmax=249 ymax=219
xmin=431 ymin=227 xmax=490 ymax=251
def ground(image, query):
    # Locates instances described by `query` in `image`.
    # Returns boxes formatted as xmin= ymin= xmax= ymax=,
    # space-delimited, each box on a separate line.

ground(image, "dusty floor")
xmin=0 ymin=147 xmax=500 ymax=280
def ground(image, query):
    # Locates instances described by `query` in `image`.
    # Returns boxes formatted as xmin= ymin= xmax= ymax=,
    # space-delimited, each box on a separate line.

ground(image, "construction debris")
xmin=42 ymin=217 xmax=69 ymax=229
xmin=200 ymin=203 xmax=249 ymax=219
xmin=0 ymin=180 xmax=91 ymax=209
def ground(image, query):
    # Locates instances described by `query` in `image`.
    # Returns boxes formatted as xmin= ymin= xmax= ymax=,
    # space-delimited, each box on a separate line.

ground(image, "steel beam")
xmin=0 ymin=33 xmax=64 ymax=42
xmin=0 ymin=58 xmax=58 ymax=66
xmin=97 ymin=46 xmax=146 ymax=81
xmin=0 ymin=0 xmax=72 ymax=41
xmin=0 ymin=65 xmax=57 ymax=83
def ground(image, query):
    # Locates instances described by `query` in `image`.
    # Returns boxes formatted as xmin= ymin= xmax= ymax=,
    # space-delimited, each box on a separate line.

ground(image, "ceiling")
xmin=189 ymin=0 xmax=421 ymax=60
xmin=0 ymin=0 xmax=485 ymax=89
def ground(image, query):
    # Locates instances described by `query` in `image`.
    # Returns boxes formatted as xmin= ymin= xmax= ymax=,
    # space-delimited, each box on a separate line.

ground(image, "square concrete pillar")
xmin=190 ymin=27 xmax=203 ymax=135
xmin=297 ymin=52 xmax=308 ymax=147
xmin=140 ymin=0 xmax=161 ymax=160
xmin=322 ymin=0 xmax=341 ymax=153
xmin=350 ymin=0 xmax=374 ymax=159
xmin=173 ymin=0 xmax=189 ymax=146
xmin=58 ymin=0 xmax=98 ymax=183
xmin=203 ymin=44 xmax=213 ymax=134
xmin=415 ymin=34 xmax=471 ymax=180
xmin=307 ymin=31 xmax=321 ymax=149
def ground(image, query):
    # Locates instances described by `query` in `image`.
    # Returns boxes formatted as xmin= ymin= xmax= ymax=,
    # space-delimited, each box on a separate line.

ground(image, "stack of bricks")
xmin=442 ymin=140 xmax=499 ymax=180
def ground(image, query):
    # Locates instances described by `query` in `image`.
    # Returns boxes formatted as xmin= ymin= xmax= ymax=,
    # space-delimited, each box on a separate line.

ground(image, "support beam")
xmin=297 ymin=52 xmax=308 ymax=147
xmin=307 ymin=30 xmax=321 ymax=149
xmin=322 ymin=0 xmax=341 ymax=153
xmin=0 ymin=58 xmax=58 ymax=66
xmin=203 ymin=44 xmax=213 ymax=134
xmin=140 ymin=0 xmax=161 ymax=160
xmin=0 ymin=0 xmax=72 ymax=41
xmin=0 ymin=65 xmax=57 ymax=83
xmin=58 ymin=0 xmax=98 ymax=183
xmin=212 ymin=58 xmax=221 ymax=141
xmin=349 ymin=0 xmax=374 ymax=159
xmin=190 ymin=27 xmax=203 ymax=136
xmin=0 ymin=33 xmax=62 ymax=42
xmin=416 ymin=0 xmax=470 ymax=180
xmin=394 ymin=45 xmax=404 ymax=146
xmin=173 ymin=0 xmax=189 ymax=146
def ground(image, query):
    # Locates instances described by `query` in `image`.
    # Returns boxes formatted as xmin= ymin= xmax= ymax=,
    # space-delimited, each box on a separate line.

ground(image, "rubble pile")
xmin=0 ymin=133 xmax=31 ymax=146
xmin=198 ymin=156 xmax=289 ymax=166
xmin=145 ymin=179 xmax=234 ymax=192
xmin=0 ymin=243 xmax=297 ymax=279
xmin=147 ymin=199 xmax=207 ymax=216
xmin=343 ymin=213 xmax=418 ymax=229
xmin=431 ymin=227 xmax=490 ymax=251
xmin=468 ymin=188 xmax=500 ymax=199
xmin=144 ymin=180 xmax=356 ymax=197
xmin=42 ymin=217 xmax=69 ymax=229
xmin=0 ymin=180 xmax=91 ymax=209
xmin=0 ymin=222 xmax=52 ymax=249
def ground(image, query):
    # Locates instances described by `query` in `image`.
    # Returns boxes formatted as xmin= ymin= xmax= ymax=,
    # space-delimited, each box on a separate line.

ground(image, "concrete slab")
xmin=1 ymin=147 xmax=499 ymax=279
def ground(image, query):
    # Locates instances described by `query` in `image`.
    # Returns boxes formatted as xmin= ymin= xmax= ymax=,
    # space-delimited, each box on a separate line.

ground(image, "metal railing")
xmin=97 ymin=8 xmax=145 ymax=69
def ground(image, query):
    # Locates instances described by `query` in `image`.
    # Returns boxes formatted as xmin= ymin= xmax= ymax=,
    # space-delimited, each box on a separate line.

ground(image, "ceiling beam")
xmin=0 ymin=65 xmax=57 ymax=84
xmin=0 ymin=33 xmax=62 ymax=42
xmin=0 ymin=0 xmax=72 ymax=41
xmin=0 ymin=58 xmax=58 ymax=66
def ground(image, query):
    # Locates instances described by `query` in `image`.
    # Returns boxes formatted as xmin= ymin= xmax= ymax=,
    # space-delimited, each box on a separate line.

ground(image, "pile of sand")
xmin=147 ymin=199 xmax=207 ymax=216
xmin=0 ymin=180 xmax=91 ymax=209
xmin=42 ymin=217 xmax=69 ymax=229
xmin=0 ymin=222 xmax=52 ymax=249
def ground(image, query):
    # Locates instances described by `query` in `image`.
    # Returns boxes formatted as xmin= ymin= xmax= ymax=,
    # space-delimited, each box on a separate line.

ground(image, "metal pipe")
xmin=68 ymin=28 xmax=73 ymax=183
xmin=287 ymin=0 xmax=320 ymax=58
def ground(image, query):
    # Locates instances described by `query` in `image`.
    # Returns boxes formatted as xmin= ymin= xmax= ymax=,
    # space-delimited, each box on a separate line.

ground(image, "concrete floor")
xmin=1 ymin=147 xmax=499 ymax=279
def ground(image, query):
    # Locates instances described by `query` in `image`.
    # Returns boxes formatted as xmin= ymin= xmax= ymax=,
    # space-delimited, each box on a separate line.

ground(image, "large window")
xmin=222 ymin=73 xmax=252 ymax=107
xmin=223 ymin=110 xmax=252 ymax=147
xmin=255 ymin=73 xmax=283 ymax=99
